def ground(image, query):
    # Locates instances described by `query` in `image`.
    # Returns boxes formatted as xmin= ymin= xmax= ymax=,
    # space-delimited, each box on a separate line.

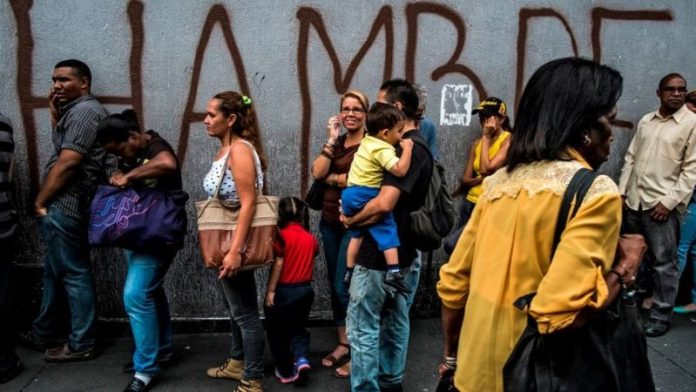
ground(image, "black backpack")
xmin=409 ymin=138 xmax=456 ymax=251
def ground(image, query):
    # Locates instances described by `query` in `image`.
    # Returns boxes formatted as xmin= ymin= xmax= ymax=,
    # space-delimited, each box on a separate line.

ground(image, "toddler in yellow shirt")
xmin=341 ymin=103 xmax=413 ymax=293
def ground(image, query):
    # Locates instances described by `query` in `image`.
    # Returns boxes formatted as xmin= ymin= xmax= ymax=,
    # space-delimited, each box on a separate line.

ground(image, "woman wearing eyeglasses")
xmin=310 ymin=90 xmax=369 ymax=379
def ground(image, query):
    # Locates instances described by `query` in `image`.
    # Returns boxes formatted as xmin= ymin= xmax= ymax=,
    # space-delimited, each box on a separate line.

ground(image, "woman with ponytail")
xmin=201 ymin=92 xmax=268 ymax=392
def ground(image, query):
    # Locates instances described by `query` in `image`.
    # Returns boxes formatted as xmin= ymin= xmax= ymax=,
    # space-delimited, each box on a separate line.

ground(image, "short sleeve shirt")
xmin=42 ymin=95 xmax=113 ymax=219
xmin=347 ymin=135 xmax=399 ymax=188
xmin=356 ymin=130 xmax=433 ymax=270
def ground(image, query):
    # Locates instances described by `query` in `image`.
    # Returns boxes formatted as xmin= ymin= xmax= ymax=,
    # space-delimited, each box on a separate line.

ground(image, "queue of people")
xmin=1 ymin=55 xmax=694 ymax=392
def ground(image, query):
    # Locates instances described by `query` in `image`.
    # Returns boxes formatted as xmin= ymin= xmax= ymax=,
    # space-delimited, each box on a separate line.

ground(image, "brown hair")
xmin=340 ymin=89 xmax=370 ymax=113
xmin=213 ymin=91 xmax=268 ymax=172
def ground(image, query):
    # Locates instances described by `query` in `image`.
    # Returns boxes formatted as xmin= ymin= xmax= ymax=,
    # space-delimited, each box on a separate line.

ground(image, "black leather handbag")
xmin=305 ymin=179 xmax=327 ymax=211
xmin=503 ymin=169 xmax=654 ymax=392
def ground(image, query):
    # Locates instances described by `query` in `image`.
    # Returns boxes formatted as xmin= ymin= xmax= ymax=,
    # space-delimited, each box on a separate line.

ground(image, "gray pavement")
xmin=3 ymin=317 xmax=695 ymax=392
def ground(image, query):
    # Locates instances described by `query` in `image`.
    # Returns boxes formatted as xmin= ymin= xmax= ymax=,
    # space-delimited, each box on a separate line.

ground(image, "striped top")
xmin=41 ymin=95 xmax=115 ymax=219
xmin=0 ymin=113 xmax=16 ymax=239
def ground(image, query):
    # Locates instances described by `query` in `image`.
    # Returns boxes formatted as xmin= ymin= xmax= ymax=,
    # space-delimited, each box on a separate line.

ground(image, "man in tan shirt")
xmin=619 ymin=73 xmax=696 ymax=337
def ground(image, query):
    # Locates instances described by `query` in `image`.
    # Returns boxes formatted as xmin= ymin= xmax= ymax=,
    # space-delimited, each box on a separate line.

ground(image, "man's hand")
xmin=34 ymin=202 xmax=48 ymax=217
xmin=340 ymin=212 xmax=354 ymax=228
xmin=47 ymin=88 xmax=60 ymax=127
xmin=649 ymin=202 xmax=670 ymax=222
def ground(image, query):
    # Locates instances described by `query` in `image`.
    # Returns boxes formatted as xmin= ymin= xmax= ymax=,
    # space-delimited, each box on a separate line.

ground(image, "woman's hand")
xmin=482 ymin=116 xmax=498 ymax=137
xmin=614 ymin=234 xmax=647 ymax=281
xmin=265 ymin=291 xmax=275 ymax=307
xmin=327 ymin=115 xmax=341 ymax=142
xmin=109 ymin=171 xmax=130 ymax=188
xmin=219 ymin=250 xmax=242 ymax=279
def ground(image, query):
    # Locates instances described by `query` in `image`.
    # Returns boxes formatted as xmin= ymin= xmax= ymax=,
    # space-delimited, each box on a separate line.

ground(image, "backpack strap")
xmin=409 ymin=134 xmax=435 ymax=279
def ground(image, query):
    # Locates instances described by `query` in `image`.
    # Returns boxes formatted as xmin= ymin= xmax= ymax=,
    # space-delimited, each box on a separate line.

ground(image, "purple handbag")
xmin=88 ymin=184 xmax=189 ymax=251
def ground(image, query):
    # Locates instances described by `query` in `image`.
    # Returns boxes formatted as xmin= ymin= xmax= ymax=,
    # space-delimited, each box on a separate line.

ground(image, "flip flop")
xmin=334 ymin=360 xmax=351 ymax=379
xmin=321 ymin=342 xmax=350 ymax=368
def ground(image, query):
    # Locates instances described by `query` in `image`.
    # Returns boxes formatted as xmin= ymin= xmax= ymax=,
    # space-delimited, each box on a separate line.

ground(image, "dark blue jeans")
xmin=33 ymin=207 xmax=95 ymax=352
xmin=123 ymin=250 xmax=173 ymax=375
xmin=220 ymin=271 xmax=265 ymax=380
xmin=264 ymin=283 xmax=314 ymax=376
xmin=319 ymin=219 xmax=351 ymax=326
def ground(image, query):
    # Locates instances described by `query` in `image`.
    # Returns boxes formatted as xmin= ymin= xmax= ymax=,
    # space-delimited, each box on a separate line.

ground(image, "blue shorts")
xmin=341 ymin=185 xmax=399 ymax=252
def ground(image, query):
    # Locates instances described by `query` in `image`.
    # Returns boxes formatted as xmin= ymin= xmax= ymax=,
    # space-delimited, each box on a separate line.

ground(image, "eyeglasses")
xmin=661 ymin=86 xmax=688 ymax=94
xmin=341 ymin=107 xmax=365 ymax=115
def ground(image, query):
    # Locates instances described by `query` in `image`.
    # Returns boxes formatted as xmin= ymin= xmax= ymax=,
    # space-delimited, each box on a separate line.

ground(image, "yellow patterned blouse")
xmin=437 ymin=149 xmax=621 ymax=392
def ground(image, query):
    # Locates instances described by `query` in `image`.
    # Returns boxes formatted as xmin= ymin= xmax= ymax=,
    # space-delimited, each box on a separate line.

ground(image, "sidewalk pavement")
xmin=4 ymin=317 xmax=695 ymax=392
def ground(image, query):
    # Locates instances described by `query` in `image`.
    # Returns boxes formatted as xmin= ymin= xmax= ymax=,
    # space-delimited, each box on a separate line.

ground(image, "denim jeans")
xmin=623 ymin=207 xmax=680 ymax=321
xmin=123 ymin=250 xmax=174 ymax=375
xmin=347 ymin=254 xmax=422 ymax=391
xmin=264 ymin=283 xmax=314 ymax=376
xmin=319 ymin=219 xmax=351 ymax=326
xmin=33 ymin=207 xmax=95 ymax=352
xmin=220 ymin=271 xmax=265 ymax=380
xmin=677 ymin=199 xmax=696 ymax=303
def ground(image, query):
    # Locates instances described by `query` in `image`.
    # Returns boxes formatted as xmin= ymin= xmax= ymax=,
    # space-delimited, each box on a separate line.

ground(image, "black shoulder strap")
xmin=551 ymin=168 xmax=599 ymax=255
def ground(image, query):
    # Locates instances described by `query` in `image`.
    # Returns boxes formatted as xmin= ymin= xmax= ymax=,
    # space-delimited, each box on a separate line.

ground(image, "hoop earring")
xmin=582 ymin=135 xmax=591 ymax=145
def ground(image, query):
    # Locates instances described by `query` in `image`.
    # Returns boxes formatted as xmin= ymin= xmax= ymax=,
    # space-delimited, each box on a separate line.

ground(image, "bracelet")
xmin=320 ymin=149 xmax=333 ymax=159
xmin=608 ymin=269 xmax=625 ymax=285
xmin=324 ymin=142 xmax=336 ymax=150
xmin=327 ymin=138 xmax=337 ymax=147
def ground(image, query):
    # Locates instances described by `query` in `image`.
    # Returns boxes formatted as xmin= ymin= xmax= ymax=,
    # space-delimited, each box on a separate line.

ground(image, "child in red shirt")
xmin=265 ymin=197 xmax=318 ymax=385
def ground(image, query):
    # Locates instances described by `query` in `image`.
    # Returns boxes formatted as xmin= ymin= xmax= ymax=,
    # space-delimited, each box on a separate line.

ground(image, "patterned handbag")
xmin=88 ymin=184 xmax=189 ymax=251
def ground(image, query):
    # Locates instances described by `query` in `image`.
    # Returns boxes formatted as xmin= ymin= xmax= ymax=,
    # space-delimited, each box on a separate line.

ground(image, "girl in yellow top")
xmin=445 ymin=98 xmax=511 ymax=254
xmin=437 ymin=58 xmax=645 ymax=391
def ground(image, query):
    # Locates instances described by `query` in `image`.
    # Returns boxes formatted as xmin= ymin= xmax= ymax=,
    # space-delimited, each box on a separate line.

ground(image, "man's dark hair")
xmin=96 ymin=109 xmax=140 ymax=145
xmin=380 ymin=79 xmax=419 ymax=120
xmin=658 ymin=73 xmax=685 ymax=90
xmin=506 ymin=57 xmax=623 ymax=172
xmin=54 ymin=59 xmax=92 ymax=88
xmin=366 ymin=102 xmax=406 ymax=136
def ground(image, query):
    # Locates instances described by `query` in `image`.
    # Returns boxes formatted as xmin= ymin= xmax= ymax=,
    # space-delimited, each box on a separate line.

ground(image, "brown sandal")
xmin=334 ymin=360 xmax=351 ymax=379
xmin=321 ymin=342 xmax=351 ymax=368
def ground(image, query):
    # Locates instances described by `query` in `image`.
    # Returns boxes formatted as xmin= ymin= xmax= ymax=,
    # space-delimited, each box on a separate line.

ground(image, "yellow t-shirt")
xmin=466 ymin=131 xmax=511 ymax=204
xmin=437 ymin=149 xmax=621 ymax=392
xmin=347 ymin=135 xmax=399 ymax=188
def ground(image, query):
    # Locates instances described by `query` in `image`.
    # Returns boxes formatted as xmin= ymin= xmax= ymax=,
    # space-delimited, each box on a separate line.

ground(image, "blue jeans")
xmin=319 ymin=219 xmax=351 ymax=326
xmin=264 ymin=283 xmax=314 ymax=376
xmin=347 ymin=254 xmax=422 ymax=391
xmin=33 ymin=207 xmax=95 ymax=352
xmin=220 ymin=271 xmax=265 ymax=380
xmin=123 ymin=250 xmax=174 ymax=375
xmin=677 ymin=200 xmax=696 ymax=303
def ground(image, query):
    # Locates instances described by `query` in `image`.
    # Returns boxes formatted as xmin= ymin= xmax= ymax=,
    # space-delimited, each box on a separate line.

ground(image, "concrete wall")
xmin=1 ymin=0 xmax=694 ymax=322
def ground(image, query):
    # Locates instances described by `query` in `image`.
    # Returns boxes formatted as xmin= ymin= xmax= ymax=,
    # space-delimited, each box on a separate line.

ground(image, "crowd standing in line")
xmin=4 ymin=55 xmax=696 ymax=392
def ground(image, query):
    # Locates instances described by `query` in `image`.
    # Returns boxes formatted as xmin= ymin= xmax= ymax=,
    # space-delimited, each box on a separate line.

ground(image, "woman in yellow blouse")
xmin=437 ymin=57 xmax=645 ymax=391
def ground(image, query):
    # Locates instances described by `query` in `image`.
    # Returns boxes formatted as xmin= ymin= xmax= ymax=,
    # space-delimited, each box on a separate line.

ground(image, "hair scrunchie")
xmin=242 ymin=95 xmax=252 ymax=106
